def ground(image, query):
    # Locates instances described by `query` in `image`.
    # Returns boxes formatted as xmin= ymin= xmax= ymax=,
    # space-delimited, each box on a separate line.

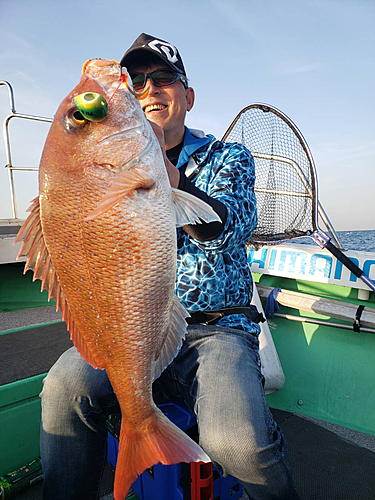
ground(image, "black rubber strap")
xmin=187 ymin=305 xmax=265 ymax=326
xmin=325 ymin=241 xmax=363 ymax=278
xmin=322 ymin=240 xmax=375 ymax=292
xmin=353 ymin=305 xmax=365 ymax=333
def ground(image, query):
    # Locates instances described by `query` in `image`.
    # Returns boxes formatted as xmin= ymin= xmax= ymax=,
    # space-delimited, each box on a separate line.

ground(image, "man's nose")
xmin=145 ymin=77 xmax=160 ymax=95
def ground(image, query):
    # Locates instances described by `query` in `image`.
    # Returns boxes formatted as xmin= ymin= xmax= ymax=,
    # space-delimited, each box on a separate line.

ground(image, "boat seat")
xmin=251 ymin=277 xmax=285 ymax=393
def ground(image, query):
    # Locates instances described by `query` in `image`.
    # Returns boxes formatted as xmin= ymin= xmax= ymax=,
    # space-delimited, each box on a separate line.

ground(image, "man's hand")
xmin=148 ymin=121 xmax=180 ymax=189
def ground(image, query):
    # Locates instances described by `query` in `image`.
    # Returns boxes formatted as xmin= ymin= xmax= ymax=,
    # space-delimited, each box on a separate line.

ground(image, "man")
xmin=40 ymin=34 xmax=299 ymax=499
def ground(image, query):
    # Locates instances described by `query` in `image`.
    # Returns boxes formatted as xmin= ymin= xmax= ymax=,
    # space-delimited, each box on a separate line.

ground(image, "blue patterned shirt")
xmin=175 ymin=128 xmax=260 ymax=335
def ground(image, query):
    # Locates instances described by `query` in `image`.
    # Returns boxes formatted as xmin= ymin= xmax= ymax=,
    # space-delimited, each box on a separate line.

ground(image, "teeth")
xmin=145 ymin=104 xmax=166 ymax=113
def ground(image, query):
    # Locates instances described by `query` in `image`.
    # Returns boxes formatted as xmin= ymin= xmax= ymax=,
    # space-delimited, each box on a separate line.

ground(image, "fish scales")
xmin=16 ymin=59 xmax=220 ymax=500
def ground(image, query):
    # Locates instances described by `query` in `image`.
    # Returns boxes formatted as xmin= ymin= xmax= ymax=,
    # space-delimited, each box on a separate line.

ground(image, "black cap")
xmin=120 ymin=33 xmax=187 ymax=78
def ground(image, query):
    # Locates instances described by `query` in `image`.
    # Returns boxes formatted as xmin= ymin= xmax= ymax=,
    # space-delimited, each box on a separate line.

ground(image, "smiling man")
xmin=121 ymin=33 xmax=299 ymax=500
xmin=39 ymin=33 xmax=299 ymax=500
xmin=123 ymin=35 xmax=193 ymax=152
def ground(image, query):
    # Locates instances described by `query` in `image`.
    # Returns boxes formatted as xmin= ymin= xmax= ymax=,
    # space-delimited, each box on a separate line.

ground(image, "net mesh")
xmin=222 ymin=104 xmax=317 ymax=246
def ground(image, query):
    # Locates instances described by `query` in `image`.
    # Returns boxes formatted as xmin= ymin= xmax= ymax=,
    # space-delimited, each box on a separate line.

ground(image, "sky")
xmin=0 ymin=0 xmax=374 ymax=231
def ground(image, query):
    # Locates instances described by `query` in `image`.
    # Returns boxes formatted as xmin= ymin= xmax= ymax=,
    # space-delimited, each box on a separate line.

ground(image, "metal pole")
xmin=3 ymin=113 xmax=17 ymax=218
xmin=1 ymin=80 xmax=52 ymax=219
xmin=273 ymin=313 xmax=375 ymax=334
xmin=0 ymin=81 xmax=16 ymax=113
xmin=317 ymin=201 xmax=343 ymax=249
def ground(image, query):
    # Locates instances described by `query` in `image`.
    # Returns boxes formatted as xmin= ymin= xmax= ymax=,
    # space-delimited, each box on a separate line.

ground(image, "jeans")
xmin=40 ymin=324 xmax=299 ymax=499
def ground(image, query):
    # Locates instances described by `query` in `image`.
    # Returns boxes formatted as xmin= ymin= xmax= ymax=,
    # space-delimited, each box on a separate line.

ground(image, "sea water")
xmin=293 ymin=230 xmax=375 ymax=253
xmin=336 ymin=230 xmax=375 ymax=253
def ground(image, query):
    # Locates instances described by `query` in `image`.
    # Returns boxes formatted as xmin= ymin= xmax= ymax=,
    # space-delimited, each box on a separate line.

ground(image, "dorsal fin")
xmin=15 ymin=198 xmax=103 ymax=369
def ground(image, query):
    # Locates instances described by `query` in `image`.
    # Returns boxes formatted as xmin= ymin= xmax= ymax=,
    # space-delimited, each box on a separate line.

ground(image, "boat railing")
xmin=1 ymin=81 xmax=53 ymax=220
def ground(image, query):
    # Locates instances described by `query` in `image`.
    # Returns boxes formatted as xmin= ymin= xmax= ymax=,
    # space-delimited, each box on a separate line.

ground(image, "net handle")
xmin=326 ymin=240 xmax=375 ymax=292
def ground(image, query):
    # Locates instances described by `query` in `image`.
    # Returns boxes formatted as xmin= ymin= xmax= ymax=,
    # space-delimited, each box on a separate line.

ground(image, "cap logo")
xmin=148 ymin=39 xmax=178 ymax=64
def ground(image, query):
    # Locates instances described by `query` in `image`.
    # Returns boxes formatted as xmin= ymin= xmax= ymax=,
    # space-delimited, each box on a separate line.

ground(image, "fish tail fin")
xmin=114 ymin=410 xmax=210 ymax=500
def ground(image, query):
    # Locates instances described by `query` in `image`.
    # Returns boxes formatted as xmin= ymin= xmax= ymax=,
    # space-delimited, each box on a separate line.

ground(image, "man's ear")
xmin=186 ymin=87 xmax=195 ymax=112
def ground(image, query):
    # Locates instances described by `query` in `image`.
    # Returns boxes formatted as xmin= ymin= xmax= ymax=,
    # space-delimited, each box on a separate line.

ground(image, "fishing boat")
xmin=1 ymin=81 xmax=375 ymax=500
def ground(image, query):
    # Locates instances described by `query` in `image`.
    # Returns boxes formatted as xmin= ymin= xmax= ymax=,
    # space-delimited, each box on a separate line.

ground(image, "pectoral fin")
xmin=86 ymin=169 xmax=156 ymax=221
xmin=172 ymin=188 xmax=222 ymax=227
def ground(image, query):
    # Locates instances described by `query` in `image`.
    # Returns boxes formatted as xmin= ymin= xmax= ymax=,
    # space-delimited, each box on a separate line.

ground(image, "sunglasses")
xmin=131 ymin=70 xmax=188 ymax=91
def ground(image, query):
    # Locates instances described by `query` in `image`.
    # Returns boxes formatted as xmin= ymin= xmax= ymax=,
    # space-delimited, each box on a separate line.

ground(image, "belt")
xmin=186 ymin=305 xmax=265 ymax=326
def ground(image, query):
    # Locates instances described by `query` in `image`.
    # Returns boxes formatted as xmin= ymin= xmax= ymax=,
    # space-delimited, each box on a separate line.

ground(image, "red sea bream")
xmin=16 ymin=59 xmax=218 ymax=500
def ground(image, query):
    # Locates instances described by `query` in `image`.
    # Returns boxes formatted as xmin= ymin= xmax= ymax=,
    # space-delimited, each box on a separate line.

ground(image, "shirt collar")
xmin=176 ymin=127 xmax=211 ymax=169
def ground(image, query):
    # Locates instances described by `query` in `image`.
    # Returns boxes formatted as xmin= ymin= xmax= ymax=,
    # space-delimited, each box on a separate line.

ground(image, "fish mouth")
xmin=83 ymin=59 xmax=120 ymax=72
xmin=82 ymin=59 xmax=122 ymax=91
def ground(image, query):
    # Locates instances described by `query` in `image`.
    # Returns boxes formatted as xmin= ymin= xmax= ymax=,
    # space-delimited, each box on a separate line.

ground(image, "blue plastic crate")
xmin=133 ymin=462 xmax=184 ymax=500
xmin=212 ymin=468 xmax=243 ymax=500
xmin=107 ymin=430 xmax=119 ymax=468
xmin=107 ymin=401 xmax=243 ymax=500
xmin=157 ymin=401 xmax=197 ymax=431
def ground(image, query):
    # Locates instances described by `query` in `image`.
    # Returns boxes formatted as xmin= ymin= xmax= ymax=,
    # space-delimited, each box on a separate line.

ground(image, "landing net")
xmin=222 ymin=104 xmax=318 ymax=247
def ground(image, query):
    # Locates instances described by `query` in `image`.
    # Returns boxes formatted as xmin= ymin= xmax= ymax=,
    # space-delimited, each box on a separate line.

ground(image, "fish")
xmin=15 ymin=59 xmax=220 ymax=500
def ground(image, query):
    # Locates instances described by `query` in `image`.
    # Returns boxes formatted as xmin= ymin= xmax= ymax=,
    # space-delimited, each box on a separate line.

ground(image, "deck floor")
xmin=13 ymin=408 xmax=375 ymax=499
xmin=2 ymin=309 xmax=375 ymax=499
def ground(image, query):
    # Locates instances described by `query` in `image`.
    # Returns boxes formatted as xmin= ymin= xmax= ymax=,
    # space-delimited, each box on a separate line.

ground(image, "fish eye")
xmin=65 ymin=107 xmax=89 ymax=131
xmin=72 ymin=110 xmax=86 ymax=123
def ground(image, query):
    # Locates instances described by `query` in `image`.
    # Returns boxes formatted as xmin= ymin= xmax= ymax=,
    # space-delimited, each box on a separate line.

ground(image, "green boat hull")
xmin=1 ymin=253 xmax=374 ymax=477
